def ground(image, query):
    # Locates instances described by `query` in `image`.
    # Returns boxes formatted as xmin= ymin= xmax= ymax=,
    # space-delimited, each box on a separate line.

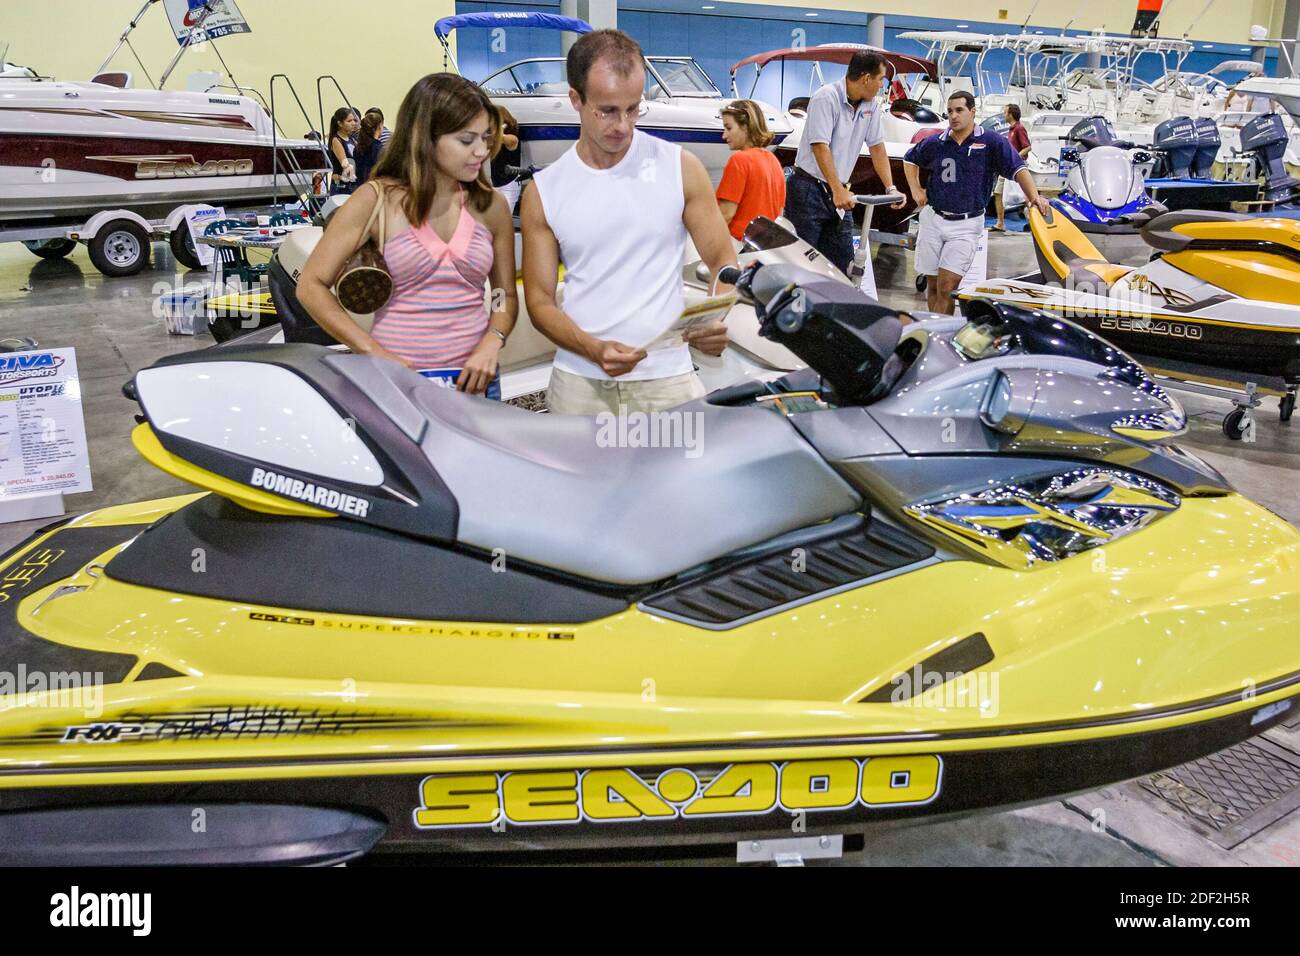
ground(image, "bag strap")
xmin=358 ymin=180 xmax=386 ymax=254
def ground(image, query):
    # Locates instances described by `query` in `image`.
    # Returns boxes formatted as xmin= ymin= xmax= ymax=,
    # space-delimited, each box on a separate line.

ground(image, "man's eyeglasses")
xmin=589 ymin=100 xmax=651 ymax=125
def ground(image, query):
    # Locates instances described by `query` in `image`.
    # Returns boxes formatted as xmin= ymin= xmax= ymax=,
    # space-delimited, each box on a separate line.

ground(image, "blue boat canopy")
xmin=434 ymin=12 xmax=594 ymax=40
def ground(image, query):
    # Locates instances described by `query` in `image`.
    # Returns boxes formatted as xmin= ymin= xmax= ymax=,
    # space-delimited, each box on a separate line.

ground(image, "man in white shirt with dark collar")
xmin=783 ymin=50 xmax=905 ymax=276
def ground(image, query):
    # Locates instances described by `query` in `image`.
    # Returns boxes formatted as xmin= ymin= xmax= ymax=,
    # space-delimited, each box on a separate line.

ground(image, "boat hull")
xmin=0 ymin=81 xmax=328 ymax=226
xmin=0 ymin=487 xmax=1297 ymax=858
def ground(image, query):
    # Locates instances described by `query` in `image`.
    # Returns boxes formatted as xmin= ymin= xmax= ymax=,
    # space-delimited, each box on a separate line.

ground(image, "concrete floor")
xmin=1 ymin=222 xmax=1298 ymax=867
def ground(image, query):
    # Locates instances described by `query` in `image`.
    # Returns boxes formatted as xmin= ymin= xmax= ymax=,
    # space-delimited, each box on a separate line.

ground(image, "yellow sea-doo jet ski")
xmin=966 ymin=206 xmax=1300 ymax=439
xmin=1 ymin=256 xmax=1298 ymax=863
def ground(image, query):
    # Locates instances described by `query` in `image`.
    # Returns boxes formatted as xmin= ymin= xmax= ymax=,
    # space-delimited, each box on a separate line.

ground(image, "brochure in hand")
xmin=643 ymin=294 xmax=737 ymax=352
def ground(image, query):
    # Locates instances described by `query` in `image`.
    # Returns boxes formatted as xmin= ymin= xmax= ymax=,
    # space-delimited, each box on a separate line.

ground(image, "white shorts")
xmin=914 ymin=205 xmax=984 ymax=278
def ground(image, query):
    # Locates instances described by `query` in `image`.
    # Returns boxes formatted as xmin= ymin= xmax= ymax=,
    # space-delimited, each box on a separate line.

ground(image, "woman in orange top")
xmin=716 ymin=100 xmax=787 ymax=241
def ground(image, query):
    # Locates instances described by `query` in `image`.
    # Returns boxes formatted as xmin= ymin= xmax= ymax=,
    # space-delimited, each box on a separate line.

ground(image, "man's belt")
xmin=933 ymin=208 xmax=983 ymax=221
xmin=791 ymin=166 xmax=829 ymax=186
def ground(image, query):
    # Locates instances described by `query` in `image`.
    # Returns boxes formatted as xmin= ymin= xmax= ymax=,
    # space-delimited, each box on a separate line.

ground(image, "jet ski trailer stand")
xmin=1137 ymin=356 xmax=1295 ymax=441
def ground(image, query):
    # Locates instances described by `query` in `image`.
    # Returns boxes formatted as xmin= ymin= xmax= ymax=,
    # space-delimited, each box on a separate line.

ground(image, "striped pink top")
xmin=371 ymin=193 xmax=494 ymax=368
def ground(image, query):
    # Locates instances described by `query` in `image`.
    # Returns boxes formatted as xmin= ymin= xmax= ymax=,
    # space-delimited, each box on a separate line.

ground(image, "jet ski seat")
xmin=1140 ymin=209 xmax=1251 ymax=253
xmin=1028 ymin=206 xmax=1133 ymax=294
xmin=325 ymin=355 xmax=863 ymax=585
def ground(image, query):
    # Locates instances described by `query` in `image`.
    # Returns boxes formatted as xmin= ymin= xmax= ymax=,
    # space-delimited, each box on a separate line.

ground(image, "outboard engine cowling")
xmin=981 ymin=116 xmax=1011 ymax=136
xmin=1240 ymin=113 xmax=1300 ymax=202
xmin=1066 ymin=116 xmax=1120 ymax=151
xmin=1153 ymin=116 xmax=1197 ymax=178
xmin=1192 ymin=117 xmax=1220 ymax=179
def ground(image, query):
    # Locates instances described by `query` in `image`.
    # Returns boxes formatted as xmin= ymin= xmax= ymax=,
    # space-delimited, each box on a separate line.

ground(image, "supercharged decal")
xmin=245 ymin=611 xmax=575 ymax=641
xmin=414 ymin=756 xmax=943 ymax=829
xmin=249 ymin=467 xmax=371 ymax=516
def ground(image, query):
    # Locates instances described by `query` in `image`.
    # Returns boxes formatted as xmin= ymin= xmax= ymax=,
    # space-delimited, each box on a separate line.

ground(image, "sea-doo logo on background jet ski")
xmin=249 ymin=467 xmax=371 ymax=516
xmin=0 ymin=352 xmax=64 ymax=385
xmin=88 ymin=154 xmax=254 ymax=180
xmin=414 ymin=756 xmax=943 ymax=829
xmin=1101 ymin=316 xmax=1203 ymax=339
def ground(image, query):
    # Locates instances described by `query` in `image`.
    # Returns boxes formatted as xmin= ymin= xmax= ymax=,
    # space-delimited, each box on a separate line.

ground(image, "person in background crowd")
xmin=1224 ymin=81 xmax=1277 ymax=124
xmin=327 ymin=107 xmax=359 ymax=195
xmin=904 ymin=91 xmax=1050 ymax=315
xmin=354 ymin=109 xmax=385 ymax=185
xmin=490 ymin=104 xmax=524 ymax=212
xmin=993 ymin=103 xmax=1032 ymax=232
xmin=716 ymin=99 xmax=785 ymax=242
xmin=522 ymin=29 xmax=737 ymax=415
xmin=783 ymin=50 xmax=905 ymax=276
xmin=366 ymin=106 xmax=393 ymax=146
xmin=299 ymin=74 xmax=517 ymax=398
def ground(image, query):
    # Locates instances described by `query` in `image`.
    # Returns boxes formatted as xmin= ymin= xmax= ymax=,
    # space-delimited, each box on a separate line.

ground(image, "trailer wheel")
xmin=1222 ymin=407 xmax=1249 ymax=441
xmin=168 ymin=227 xmax=204 ymax=271
xmin=1280 ymin=392 xmax=1296 ymax=423
xmin=22 ymin=238 xmax=76 ymax=260
xmin=87 ymin=220 xmax=150 ymax=277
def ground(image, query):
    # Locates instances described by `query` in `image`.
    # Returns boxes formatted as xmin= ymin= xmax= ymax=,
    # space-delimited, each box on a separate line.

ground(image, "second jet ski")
xmin=964 ymin=204 xmax=1300 ymax=438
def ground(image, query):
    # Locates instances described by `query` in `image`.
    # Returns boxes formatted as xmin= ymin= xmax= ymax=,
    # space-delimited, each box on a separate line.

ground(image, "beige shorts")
xmin=914 ymin=205 xmax=983 ymax=278
xmin=546 ymin=367 xmax=706 ymax=416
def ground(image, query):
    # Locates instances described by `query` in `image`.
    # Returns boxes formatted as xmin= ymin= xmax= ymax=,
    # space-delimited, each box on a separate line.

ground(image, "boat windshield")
xmin=647 ymin=58 xmax=719 ymax=97
xmin=480 ymin=59 xmax=571 ymax=96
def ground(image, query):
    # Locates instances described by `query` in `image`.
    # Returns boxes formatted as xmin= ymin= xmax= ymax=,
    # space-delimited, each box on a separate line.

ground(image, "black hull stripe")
xmin=4 ymin=674 xmax=1298 ymax=778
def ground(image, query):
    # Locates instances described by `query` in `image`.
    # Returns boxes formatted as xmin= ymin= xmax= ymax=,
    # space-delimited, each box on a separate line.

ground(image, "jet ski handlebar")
xmin=855 ymin=191 xmax=906 ymax=206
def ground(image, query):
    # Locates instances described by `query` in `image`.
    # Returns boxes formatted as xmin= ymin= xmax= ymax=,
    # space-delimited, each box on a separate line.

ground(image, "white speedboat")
xmin=0 ymin=6 xmax=327 ymax=231
xmin=435 ymin=11 xmax=790 ymax=185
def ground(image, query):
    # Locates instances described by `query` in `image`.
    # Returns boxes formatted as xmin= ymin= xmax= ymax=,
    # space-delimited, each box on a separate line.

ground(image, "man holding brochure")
xmin=523 ymin=29 xmax=739 ymax=415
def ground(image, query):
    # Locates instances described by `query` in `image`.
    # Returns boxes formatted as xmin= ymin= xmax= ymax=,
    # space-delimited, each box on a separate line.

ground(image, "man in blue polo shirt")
xmin=903 ymin=91 xmax=1050 ymax=314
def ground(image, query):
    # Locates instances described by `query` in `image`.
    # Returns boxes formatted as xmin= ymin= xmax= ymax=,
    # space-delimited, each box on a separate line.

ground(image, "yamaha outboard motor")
xmin=1067 ymin=115 xmax=1122 ymax=150
xmin=1152 ymin=117 xmax=1198 ymax=179
xmin=1240 ymin=113 xmax=1300 ymax=203
xmin=1192 ymin=117 xmax=1220 ymax=179
xmin=981 ymin=116 xmax=1011 ymax=137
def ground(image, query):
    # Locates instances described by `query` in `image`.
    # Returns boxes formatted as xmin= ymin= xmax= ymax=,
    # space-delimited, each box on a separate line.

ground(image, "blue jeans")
xmin=783 ymin=171 xmax=854 ymax=275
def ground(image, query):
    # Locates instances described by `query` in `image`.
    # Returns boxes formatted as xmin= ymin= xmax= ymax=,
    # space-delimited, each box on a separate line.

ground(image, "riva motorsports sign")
xmin=0 ymin=349 xmax=92 ymax=501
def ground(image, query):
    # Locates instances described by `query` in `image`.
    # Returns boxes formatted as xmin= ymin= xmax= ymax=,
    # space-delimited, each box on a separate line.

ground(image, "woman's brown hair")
xmin=721 ymin=99 xmax=774 ymax=149
xmin=370 ymin=73 xmax=502 ymax=219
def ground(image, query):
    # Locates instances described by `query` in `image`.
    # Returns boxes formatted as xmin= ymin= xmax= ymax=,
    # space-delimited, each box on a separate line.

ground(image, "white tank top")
xmin=534 ymin=131 xmax=690 ymax=381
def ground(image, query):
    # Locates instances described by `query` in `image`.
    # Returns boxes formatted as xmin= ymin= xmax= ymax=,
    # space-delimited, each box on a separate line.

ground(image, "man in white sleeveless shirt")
xmin=522 ymin=30 xmax=739 ymax=415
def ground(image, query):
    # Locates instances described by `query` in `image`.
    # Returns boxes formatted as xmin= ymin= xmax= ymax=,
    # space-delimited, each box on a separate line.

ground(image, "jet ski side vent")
xmin=638 ymin=519 xmax=935 ymax=629
xmin=859 ymin=632 xmax=995 ymax=703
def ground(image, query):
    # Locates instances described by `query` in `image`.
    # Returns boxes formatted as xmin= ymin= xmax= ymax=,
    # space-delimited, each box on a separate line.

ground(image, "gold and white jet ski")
xmin=965 ymin=206 xmax=1300 ymax=438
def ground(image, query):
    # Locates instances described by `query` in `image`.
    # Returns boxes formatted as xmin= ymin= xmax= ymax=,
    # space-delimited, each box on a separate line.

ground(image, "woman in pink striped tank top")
xmin=299 ymin=74 xmax=517 ymax=396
